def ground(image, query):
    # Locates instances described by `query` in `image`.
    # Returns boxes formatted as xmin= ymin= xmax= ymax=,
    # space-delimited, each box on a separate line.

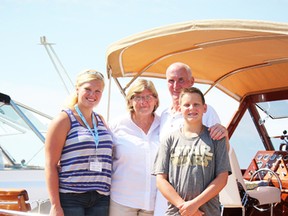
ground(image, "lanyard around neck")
xmin=74 ymin=104 xmax=99 ymax=148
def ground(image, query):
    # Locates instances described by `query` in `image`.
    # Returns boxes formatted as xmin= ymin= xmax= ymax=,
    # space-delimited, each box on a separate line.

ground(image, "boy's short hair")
xmin=179 ymin=87 xmax=205 ymax=104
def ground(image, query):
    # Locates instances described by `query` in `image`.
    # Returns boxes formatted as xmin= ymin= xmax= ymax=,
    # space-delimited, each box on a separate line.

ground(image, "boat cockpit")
xmin=224 ymin=89 xmax=288 ymax=215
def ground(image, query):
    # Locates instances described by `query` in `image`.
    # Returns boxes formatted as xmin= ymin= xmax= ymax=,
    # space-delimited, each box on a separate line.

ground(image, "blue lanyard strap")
xmin=74 ymin=104 xmax=99 ymax=148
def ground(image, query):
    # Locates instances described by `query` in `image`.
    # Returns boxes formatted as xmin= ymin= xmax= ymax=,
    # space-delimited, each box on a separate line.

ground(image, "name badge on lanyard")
xmin=75 ymin=105 xmax=102 ymax=172
xmin=89 ymin=155 xmax=103 ymax=172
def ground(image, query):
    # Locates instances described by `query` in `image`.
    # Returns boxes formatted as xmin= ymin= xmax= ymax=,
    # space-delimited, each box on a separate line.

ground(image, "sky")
xmin=1 ymin=0 xmax=288 ymax=125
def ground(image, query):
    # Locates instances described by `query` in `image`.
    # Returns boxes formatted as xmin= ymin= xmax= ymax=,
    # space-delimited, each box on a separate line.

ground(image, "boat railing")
xmin=0 ymin=208 xmax=48 ymax=216
xmin=0 ymin=199 xmax=50 ymax=216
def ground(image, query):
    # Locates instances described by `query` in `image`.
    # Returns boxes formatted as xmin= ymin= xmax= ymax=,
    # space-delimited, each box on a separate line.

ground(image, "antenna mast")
xmin=39 ymin=36 xmax=74 ymax=94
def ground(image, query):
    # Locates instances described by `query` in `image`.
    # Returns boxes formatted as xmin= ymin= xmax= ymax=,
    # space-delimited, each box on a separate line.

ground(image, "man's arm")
xmin=208 ymin=123 xmax=230 ymax=151
xmin=204 ymin=105 xmax=230 ymax=150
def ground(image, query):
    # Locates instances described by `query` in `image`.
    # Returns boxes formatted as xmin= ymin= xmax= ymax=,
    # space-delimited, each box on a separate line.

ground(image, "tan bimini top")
xmin=106 ymin=19 xmax=288 ymax=102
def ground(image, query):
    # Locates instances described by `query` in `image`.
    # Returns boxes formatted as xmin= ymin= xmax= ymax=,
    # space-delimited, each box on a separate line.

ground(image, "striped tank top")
xmin=59 ymin=109 xmax=113 ymax=195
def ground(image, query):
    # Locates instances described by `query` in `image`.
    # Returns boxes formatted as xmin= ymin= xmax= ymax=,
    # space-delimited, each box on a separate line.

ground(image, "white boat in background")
xmin=106 ymin=19 xmax=288 ymax=215
xmin=0 ymin=92 xmax=51 ymax=215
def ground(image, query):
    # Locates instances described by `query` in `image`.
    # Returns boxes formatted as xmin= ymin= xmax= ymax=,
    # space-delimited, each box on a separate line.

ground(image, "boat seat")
xmin=0 ymin=188 xmax=31 ymax=215
xmin=219 ymin=148 xmax=281 ymax=216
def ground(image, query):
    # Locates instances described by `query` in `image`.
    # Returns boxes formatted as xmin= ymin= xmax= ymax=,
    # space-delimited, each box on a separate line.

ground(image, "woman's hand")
xmin=49 ymin=205 xmax=64 ymax=216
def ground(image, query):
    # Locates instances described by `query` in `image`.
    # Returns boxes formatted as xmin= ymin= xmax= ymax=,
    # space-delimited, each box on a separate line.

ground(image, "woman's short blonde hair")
xmin=66 ymin=69 xmax=104 ymax=109
xmin=126 ymin=79 xmax=159 ymax=113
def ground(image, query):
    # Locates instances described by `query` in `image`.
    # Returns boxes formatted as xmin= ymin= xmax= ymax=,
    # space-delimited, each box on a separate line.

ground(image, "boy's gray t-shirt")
xmin=153 ymin=126 xmax=231 ymax=216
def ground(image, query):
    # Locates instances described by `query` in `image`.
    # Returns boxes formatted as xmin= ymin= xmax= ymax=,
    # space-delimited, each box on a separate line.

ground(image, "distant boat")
xmin=0 ymin=92 xmax=51 ymax=215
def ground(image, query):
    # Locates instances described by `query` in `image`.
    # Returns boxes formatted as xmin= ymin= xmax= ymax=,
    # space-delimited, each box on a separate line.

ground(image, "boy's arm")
xmin=157 ymin=174 xmax=205 ymax=216
xmin=179 ymin=172 xmax=228 ymax=215
xmin=156 ymin=174 xmax=184 ymax=208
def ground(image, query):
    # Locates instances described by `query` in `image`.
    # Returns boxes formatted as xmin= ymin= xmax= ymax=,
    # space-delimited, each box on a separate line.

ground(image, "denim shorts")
xmin=60 ymin=191 xmax=110 ymax=216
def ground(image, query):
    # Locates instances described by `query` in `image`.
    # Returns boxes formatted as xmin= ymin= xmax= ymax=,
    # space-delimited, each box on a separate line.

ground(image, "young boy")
xmin=153 ymin=87 xmax=231 ymax=216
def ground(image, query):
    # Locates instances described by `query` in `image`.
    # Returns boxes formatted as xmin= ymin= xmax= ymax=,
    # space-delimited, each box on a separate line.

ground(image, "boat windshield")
xmin=230 ymin=99 xmax=288 ymax=169
xmin=258 ymin=99 xmax=288 ymax=148
xmin=0 ymin=100 xmax=51 ymax=170
xmin=257 ymin=100 xmax=288 ymax=119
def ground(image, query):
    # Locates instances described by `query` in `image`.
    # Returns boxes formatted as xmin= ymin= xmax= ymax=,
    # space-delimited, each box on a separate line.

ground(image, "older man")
xmin=154 ymin=62 xmax=229 ymax=216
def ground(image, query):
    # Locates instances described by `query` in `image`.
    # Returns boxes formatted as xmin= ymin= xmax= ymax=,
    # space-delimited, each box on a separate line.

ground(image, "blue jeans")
xmin=60 ymin=191 xmax=109 ymax=216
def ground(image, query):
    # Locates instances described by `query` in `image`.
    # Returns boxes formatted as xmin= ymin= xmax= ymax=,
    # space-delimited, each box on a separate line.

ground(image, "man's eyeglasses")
xmin=132 ymin=95 xmax=155 ymax=102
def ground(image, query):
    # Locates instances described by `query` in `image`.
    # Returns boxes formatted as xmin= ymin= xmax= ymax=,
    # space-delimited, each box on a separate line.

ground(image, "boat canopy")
xmin=106 ymin=19 xmax=288 ymax=102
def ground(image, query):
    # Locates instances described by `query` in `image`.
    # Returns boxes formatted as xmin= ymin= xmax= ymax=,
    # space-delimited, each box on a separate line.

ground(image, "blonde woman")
xmin=45 ymin=70 xmax=113 ymax=216
xmin=109 ymin=79 xmax=160 ymax=216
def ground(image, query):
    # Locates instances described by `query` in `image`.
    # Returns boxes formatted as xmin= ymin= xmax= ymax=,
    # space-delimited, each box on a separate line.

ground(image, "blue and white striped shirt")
xmin=59 ymin=109 xmax=113 ymax=195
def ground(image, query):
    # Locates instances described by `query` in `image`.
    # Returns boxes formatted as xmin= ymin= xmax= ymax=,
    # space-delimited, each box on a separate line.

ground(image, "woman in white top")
xmin=109 ymin=79 xmax=160 ymax=216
